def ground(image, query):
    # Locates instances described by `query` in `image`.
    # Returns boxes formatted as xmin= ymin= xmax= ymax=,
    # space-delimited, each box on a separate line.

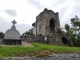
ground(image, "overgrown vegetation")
xmin=24 ymin=28 xmax=33 ymax=35
xmin=64 ymin=15 xmax=80 ymax=46
xmin=0 ymin=43 xmax=80 ymax=58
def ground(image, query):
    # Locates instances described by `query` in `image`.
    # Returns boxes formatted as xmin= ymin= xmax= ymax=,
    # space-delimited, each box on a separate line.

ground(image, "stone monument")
xmin=3 ymin=20 xmax=22 ymax=45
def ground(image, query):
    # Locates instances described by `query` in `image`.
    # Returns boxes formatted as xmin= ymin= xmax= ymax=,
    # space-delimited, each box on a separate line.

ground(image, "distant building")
xmin=3 ymin=20 xmax=22 ymax=45
xmin=32 ymin=8 xmax=73 ymax=46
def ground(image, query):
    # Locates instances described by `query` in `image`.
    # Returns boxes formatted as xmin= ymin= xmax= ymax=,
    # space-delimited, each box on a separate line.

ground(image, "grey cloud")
xmin=27 ymin=0 xmax=42 ymax=10
xmin=4 ymin=9 xmax=17 ymax=17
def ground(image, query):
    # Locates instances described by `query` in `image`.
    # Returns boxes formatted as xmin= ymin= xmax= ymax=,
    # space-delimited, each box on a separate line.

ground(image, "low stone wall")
xmin=0 ymin=54 xmax=80 ymax=60
xmin=22 ymin=35 xmax=35 ymax=42
xmin=22 ymin=35 xmax=47 ymax=44
xmin=22 ymin=34 xmax=73 ymax=46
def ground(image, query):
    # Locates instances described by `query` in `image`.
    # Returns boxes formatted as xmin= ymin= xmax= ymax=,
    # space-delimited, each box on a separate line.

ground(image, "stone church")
xmin=32 ymin=8 xmax=73 ymax=46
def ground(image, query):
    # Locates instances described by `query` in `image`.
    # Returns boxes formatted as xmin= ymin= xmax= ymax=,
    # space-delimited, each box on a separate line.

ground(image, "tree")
xmin=0 ymin=32 xmax=4 ymax=39
xmin=64 ymin=24 xmax=75 ymax=44
xmin=64 ymin=15 xmax=80 ymax=46
xmin=75 ymin=35 xmax=80 ymax=46
xmin=29 ymin=28 xmax=33 ymax=35
xmin=65 ymin=24 xmax=70 ymax=36
xmin=70 ymin=15 xmax=80 ymax=35
xmin=25 ymin=28 xmax=33 ymax=35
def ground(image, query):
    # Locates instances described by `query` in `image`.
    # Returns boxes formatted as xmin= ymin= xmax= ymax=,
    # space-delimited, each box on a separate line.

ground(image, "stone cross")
xmin=12 ymin=20 xmax=17 ymax=26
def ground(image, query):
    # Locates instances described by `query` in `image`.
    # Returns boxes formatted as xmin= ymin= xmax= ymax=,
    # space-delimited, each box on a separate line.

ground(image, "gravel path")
xmin=0 ymin=54 xmax=80 ymax=60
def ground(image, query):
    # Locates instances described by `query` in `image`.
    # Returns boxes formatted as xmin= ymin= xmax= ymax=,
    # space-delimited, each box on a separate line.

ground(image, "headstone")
xmin=3 ymin=20 xmax=22 ymax=45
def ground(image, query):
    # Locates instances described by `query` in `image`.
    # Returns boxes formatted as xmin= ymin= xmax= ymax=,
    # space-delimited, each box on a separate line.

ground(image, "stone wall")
xmin=22 ymin=35 xmax=49 ymax=44
xmin=22 ymin=32 xmax=73 ymax=46
xmin=22 ymin=35 xmax=35 ymax=42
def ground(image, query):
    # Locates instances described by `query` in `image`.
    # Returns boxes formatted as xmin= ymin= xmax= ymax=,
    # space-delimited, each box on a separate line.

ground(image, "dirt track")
xmin=22 ymin=41 xmax=33 ymax=47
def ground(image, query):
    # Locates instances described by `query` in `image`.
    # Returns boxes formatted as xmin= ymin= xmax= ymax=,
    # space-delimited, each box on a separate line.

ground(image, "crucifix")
xmin=12 ymin=20 xmax=17 ymax=26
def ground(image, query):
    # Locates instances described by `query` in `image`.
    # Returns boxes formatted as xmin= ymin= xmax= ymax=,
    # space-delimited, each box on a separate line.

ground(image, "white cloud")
xmin=0 ymin=0 xmax=39 ymax=24
xmin=50 ymin=0 xmax=77 ymax=28
xmin=0 ymin=0 xmax=80 ymax=34
xmin=37 ymin=0 xmax=58 ymax=8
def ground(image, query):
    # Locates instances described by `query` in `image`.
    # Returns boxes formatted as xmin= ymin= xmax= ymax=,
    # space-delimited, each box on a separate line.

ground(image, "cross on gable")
xmin=12 ymin=20 xmax=17 ymax=26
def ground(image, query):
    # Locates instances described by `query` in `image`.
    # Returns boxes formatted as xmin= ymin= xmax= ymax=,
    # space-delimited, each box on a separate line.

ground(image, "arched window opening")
xmin=49 ymin=19 xmax=55 ymax=33
xmin=62 ymin=37 xmax=68 ymax=45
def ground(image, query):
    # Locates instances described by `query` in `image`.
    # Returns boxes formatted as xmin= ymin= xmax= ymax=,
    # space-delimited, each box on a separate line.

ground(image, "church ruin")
xmin=32 ymin=8 xmax=73 ymax=46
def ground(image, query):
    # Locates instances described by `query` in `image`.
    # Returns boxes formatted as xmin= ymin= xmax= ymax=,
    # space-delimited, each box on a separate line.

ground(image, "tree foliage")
xmin=64 ymin=15 xmax=80 ymax=46
xmin=0 ymin=32 xmax=4 ymax=39
xmin=25 ymin=28 xmax=33 ymax=35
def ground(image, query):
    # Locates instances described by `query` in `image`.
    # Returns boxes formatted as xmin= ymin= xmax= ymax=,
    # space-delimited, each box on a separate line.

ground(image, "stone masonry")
xmin=32 ymin=8 xmax=73 ymax=46
xmin=3 ymin=20 xmax=22 ymax=45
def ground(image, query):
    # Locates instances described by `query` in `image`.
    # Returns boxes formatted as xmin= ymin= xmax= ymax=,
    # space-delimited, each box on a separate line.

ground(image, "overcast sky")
xmin=0 ymin=0 xmax=80 ymax=34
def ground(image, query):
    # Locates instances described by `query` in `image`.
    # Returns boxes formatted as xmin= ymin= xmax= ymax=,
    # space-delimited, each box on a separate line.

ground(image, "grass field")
xmin=0 ymin=43 xmax=80 ymax=58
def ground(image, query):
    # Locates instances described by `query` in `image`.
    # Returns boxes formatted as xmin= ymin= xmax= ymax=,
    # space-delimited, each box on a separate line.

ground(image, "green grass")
xmin=32 ymin=43 xmax=80 ymax=53
xmin=0 ymin=46 xmax=37 ymax=58
xmin=0 ymin=43 xmax=80 ymax=58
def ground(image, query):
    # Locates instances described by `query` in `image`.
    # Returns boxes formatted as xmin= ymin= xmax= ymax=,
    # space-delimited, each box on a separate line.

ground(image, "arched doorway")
xmin=49 ymin=19 xmax=55 ymax=33
xmin=61 ymin=37 xmax=68 ymax=45
xmin=39 ymin=34 xmax=42 ymax=36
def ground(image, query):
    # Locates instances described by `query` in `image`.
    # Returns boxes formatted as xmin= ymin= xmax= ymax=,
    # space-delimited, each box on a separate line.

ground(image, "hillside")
xmin=0 ymin=42 xmax=80 ymax=58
